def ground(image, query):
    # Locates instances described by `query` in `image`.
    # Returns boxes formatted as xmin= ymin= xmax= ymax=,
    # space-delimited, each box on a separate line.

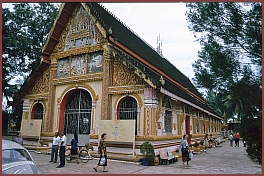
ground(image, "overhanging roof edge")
xmin=160 ymin=87 xmax=223 ymax=120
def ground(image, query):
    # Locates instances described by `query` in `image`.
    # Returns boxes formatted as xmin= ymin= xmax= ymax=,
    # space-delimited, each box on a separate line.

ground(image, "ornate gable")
xmin=29 ymin=67 xmax=50 ymax=94
xmin=113 ymin=59 xmax=144 ymax=86
xmin=53 ymin=4 xmax=106 ymax=53
xmin=51 ymin=4 xmax=107 ymax=79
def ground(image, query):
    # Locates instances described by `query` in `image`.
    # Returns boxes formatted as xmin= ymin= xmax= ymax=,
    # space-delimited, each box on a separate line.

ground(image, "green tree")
xmin=205 ymin=90 xmax=224 ymax=116
xmin=186 ymin=3 xmax=261 ymax=67
xmin=2 ymin=3 xmax=59 ymax=101
xmin=186 ymin=2 xmax=262 ymax=164
xmin=186 ymin=2 xmax=261 ymax=119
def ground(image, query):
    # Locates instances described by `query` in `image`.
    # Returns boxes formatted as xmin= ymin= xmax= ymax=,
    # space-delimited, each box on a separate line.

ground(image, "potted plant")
xmin=140 ymin=141 xmax=155 ymax=166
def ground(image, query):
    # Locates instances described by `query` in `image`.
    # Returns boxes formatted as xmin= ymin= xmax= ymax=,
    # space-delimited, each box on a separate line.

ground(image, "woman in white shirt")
xmin=204 ymin=133 xmax=209 ymax=151
xmin=180 ymin=134 xmax=190 ymax=167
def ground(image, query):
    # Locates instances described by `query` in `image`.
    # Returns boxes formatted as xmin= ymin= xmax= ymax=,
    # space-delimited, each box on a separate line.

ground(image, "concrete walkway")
xmin=29 ymin=140 xmax=262 ymax=174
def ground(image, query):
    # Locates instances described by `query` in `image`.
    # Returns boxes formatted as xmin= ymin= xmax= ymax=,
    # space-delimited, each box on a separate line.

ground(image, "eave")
xmin=13 ymin=60 xmax=50 ymax=102
xmin=108 ymin=35 xmax=205 ymax=104
xmin=14 ymin=3 xmax=78 ymax=103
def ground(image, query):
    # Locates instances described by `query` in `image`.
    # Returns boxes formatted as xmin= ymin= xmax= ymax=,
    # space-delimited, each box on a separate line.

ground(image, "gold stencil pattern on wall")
xmin=113 ymin=60 xmax=144 ymax=86
xmin=29 ymin=68 xmax=50 ymax=94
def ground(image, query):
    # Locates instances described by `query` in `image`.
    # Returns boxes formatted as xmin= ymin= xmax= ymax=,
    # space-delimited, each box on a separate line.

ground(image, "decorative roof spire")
xmin=156 ymin=33 xmax=163 ymax=57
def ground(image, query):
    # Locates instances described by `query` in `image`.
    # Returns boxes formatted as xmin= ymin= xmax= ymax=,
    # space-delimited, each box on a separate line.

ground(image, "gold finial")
xmin=156 ymin=33 xmax=163 ymax=57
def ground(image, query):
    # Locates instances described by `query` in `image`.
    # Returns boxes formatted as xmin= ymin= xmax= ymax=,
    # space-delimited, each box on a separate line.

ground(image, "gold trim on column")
xmin=146 ymin=108 xmax=150 ymax=135
xmin=91 ymin=104 xmax=95 ymax=133
xmin=46 ymin=69 xmax=56 ymax=132
xmin=156 ymin=96 xmax=163 ymax=122
xmin=101 ymin=49 xmax=112 ymax=120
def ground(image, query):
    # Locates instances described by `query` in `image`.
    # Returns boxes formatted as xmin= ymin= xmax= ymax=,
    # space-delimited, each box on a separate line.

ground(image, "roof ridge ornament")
xmin=156 ymin=33 xmax=163 ymax=57
xmin=159 ymin=75 xmax=165 ymax=85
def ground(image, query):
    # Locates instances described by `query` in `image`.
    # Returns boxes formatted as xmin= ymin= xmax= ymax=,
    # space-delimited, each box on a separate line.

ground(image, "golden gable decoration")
xmin=113 ymin=59 xmax=144 ymax=86
xmin=29 ymin=68 xmax=50 ymax=94
xmin=53 ymin=4 xmax=105 ymax=53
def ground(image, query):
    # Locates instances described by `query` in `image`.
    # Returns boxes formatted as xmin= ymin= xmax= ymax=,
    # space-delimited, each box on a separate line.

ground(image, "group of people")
xmin=180 ymin=133 xmax=220 ymax=167
xmin=203 ymin=133 xmax=219 ymax=150
xmin=17 ymin=130 xmax=242 ymax=170
xmin=229 ymin=131 xmax=240 ymax=147
xmin=50 ymin=131 xmax=82 ymax=168
xmin=14 ymin=130 xmax=68 ymax=168
xmin=14 ymin=131 xmax=108 ymax=171
xmin=50 ymin=131 xmax=108 ymax=171
xmin=49 ymin=131 xmax=67 ymax=168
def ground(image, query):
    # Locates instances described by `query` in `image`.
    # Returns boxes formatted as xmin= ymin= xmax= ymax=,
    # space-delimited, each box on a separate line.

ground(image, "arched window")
xmin=165 ymin=110 xmax=172 ymax=133
xmin=31 ymin=103 xmax=44 ymax=131
xmin=64 ymin=89 xmax=92 ymax=135
xmin=196 ymin=121 xmax=200 ymax=133
xmin=117 ymin=96 xmax=138 ymax=135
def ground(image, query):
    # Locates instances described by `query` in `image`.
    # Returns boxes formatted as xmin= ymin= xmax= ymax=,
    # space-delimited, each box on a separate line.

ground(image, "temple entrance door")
xmin=117 ymin=96 xmax=138 ymax=135
xmin=185 ymin=115 xmax=190 ymax=144
xmin=64 ymin=90 xmax=92 ymax=143
xmin=165 ymin=110 xmax=172 ymax=133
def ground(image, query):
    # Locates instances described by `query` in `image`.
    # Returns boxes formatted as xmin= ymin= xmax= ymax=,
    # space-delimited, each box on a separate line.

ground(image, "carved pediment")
xmin=29 ymin=67 xmax=50 ymax=94
xmin=113 ymin=59 xmax=144 ymax=86
xmin=53 ymin=4 xmax=105 ymax=53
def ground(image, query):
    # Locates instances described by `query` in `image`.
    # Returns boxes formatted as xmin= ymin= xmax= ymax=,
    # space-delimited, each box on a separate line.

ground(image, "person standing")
xmin=229 ymin=133 xmax=234 ymax=147
xmin=57 ymin=131 xmax=67 ymax=168
xmin=180 ymin=134 xmax=190 ymax=167
xmin=93 ymin=133 xmax=108 ymax=172
xmin=243 ymin=139 xmax=247 ymax=147
xmin=14 ymin=132 xmax=23 ymax=146
xmin=49 ymin=132 xmax=60 ymax=163
xmin=69 ymin=133 xmax=79 ymax=163
xmin=204 ymin=133 xmax=209 ymax=151
xmin=234 ymin=132 xmax=240 ymax=147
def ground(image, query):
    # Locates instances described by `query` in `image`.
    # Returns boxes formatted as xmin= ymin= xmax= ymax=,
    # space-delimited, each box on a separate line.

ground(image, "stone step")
xmin=24 ymin=144 xmax=143 ymax=163
xmin=91 ymin=152 xmax=143 ymax=162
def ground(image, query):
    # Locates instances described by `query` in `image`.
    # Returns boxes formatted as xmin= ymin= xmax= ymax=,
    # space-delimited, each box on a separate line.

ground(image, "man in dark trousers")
xmin=49 ymin=131 xmax=60 ymax=163
xmin=57 ymin=131 xmax=67 ymax=168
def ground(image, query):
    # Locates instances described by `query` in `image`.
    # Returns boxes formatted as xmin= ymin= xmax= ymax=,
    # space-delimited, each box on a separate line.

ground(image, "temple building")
xmin=13 ymin=3 xmax=223 ymax=148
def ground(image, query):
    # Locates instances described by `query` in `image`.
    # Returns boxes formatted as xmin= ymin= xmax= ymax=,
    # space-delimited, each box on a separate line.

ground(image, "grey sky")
xmin=101 ymin=3 xmax=201 ymax=80
xmin=3 ymin=2 xmax=201 ymax=81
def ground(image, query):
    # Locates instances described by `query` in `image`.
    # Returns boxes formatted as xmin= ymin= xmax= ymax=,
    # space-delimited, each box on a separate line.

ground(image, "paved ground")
xmin=29 ymin=140 xmax=262 ymax=174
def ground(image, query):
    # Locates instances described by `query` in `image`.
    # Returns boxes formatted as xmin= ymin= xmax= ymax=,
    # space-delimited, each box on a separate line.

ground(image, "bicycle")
xmin=65 ymin=143 xmax=93 ymax=163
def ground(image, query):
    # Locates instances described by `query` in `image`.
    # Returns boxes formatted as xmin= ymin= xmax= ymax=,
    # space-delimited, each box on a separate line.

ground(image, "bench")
xmin=167 ymin=149 xmax=179 ymax=162
xmin=159 ymin=148 xmax=178 ymax=165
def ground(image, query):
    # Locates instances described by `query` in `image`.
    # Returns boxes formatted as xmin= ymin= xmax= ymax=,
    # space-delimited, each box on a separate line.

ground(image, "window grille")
xmin=33 ymin=103 xmax=44 ymax=131
xmin=164 ymin=111 xmax=172 ymax=133
xmin=64 ymin=90 xmax=92 ymax=135
xmin=118 ymin=97 xmax=138 ymax=135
